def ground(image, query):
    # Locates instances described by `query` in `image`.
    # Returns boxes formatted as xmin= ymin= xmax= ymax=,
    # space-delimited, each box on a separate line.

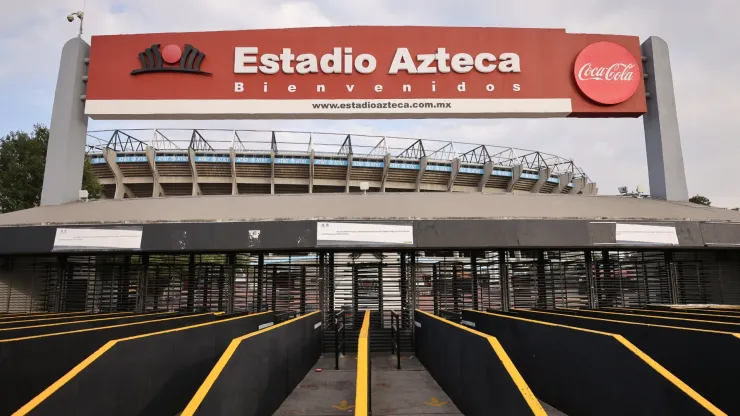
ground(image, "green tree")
xmin=688 ymin=195 xmax=711 ymax=206
xmin=732 ymin=208 xmax=740 ymax=212
xmin=0 ymin=124 xmax=101 ymax=213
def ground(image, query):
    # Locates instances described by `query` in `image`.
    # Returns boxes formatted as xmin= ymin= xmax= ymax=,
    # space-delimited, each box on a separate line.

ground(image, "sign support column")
xmin=41 ymin=37 xmax=89 ymax=206
xmin=641 ymin=36 xmax=689 ymax=201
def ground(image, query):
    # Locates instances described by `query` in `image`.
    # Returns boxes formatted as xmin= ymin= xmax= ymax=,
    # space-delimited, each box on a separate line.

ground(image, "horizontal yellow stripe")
xmin=116 ymin=311 xmax=272 ymax=342
xmin=0 ymin=311 xmax=131 ymax=327
xmin=469 ymin=309 xmax=614 ymax=337
xmin=0 ymin=312 xmax=88 ymax=320
xmin=516 ymin=309 xmax=740 ymax=336
xmin=685 ymin=308 xmax=740 ymax=315
xmin=560 ymin=308 xmax=740 ymax=326
xmin=421 ymin=310 xmax=545 ymax=415
xmin=182 ymin=311 xmax=319 ymax=415
xmin=605 ymin=307 xmax=740 ymax=320
xmin=0 ymin=313 xmax=213 ymax=343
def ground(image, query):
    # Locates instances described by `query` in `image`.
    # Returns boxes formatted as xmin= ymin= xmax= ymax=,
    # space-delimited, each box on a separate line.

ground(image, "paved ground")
xmin=370 ymin=354 xmax=462 ymax=416
xmin=274 ymin=353 xmax=566 ymax=416
xmin=274 ymin=355 xmax=357 ymax=416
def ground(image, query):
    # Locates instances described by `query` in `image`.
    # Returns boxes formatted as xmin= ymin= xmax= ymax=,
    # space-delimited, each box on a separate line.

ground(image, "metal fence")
xmin=2 ymin=248 xmax=739 ymax=328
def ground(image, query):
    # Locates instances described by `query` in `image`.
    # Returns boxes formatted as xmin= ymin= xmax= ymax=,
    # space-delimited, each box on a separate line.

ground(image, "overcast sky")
xmin=1 ymin=1 xmax=738 ymax=206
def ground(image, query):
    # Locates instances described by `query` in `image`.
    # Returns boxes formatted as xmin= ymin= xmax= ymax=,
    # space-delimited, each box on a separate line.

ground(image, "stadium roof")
xmin=1 ymin=193 xmax=739 ymax=226
xmin=86 ymin=128 xmax=589 ymax=176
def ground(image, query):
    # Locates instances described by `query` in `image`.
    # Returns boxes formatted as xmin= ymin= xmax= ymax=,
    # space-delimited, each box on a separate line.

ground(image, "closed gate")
xmin=323 ymin=253 xmax=414 ymax=353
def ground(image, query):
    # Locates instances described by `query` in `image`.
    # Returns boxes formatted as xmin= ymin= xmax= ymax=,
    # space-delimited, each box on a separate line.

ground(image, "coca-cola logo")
xmin=574 ymin=42 xmax=640 ymax=105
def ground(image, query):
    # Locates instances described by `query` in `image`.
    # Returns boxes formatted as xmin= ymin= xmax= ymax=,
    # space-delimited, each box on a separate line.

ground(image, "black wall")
xmin=189 ymin=312 xmax=323 ymax=415
xmin=0 ymin=312 xmax=176 ymax=340
xmin=0 ymin=313 xmax=215 ymax=415
xmin=462 ymin=310 xmax=710 ymax=416
xmin=513 ymin=309 xmax=737 ymax=415
xmin=29 ymin=312 xmax=275 ymax=416
xmin=414 ymin=310 xmax=537 ymax=416
xmin=2 ymin=219 xmax=739 ymax=254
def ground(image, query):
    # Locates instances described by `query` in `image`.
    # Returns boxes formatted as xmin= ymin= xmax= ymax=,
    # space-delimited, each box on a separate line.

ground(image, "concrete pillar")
xmin=530 ymin=168 xmax=551 ymax=193
xmin=380 ymin=154 xmax=391 ymax=192
xmin=478 ymin=161 xmax=493 ymax=192
xmin=41 ymin=37 xmax=90 ymax=206
xmin=642 ymin=37 xmax=689 ymax=201
xmin=309 ymin=149 xmax=315 ymax=193
xmin=551 ymin=173 xmax=573 ymax=194
xmin=345 ymin=153 xmax=352 ymax=193
xmin=416 ymin=158 xmax=427 ymax=192
xmin=582 ymin=182 xmax=597 ymax=196
xmin=269 ymin=151 xmax=275 ymax=194
xmin=447 ymin=159 xmax=460 ymax=191
xmin=229 ymin=148 xmax=238 ymax=195
xmin=104 ymin=148 xmax=132 ymax=199
xmin=187 ymin=148 xmax=201 ymax=196
xmin=569 ymin=177 xmax=587 ymax=194
xmin=145 ymin=146 xmax=164 ymax=197
xmin=506 ymin=164 xmax=524 ymax=192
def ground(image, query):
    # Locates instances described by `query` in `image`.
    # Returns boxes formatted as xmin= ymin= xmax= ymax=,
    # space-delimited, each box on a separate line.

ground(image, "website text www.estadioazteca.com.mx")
xmin=311 ymin=101 xmax=453 ymax=110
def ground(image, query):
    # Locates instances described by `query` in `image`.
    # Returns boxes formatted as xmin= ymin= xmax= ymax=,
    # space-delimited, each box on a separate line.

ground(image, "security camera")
xmin=67 ymin=11 xmax=83 ymax=22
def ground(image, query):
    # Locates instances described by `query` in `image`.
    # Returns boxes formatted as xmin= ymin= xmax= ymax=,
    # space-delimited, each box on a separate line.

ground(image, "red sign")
xmin=84 ymin=27 xmax=646 ymax=120
xmin=574 ymin=41 xmax=641 ymax=105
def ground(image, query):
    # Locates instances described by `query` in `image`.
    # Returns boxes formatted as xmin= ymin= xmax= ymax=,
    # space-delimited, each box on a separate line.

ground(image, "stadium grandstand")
xmin=84 ymin=129 xmax=596 ymax=199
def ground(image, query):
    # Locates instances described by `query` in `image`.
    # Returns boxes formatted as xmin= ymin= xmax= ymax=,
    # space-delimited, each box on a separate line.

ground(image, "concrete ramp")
xmin=12 ymin=312 xmax=271 ymax=416
xmin=513 ymin=308 xmax=735 ymax=415
xmin=181 ymin=311 xmax=322 ymax=416
xmin=2 ymin=312 xmax=216 ymax=416
xmin=415 ymin=310 xmax=545 ymax=416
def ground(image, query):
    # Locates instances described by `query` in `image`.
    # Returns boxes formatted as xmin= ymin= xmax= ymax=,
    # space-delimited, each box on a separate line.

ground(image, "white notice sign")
xmin=317 ymin=222 xmax=413 ymax=246
xmin=53 ymin=228 xmax=143 ymax=251
xmin=615 ymin=224 xmax=679 ymax=245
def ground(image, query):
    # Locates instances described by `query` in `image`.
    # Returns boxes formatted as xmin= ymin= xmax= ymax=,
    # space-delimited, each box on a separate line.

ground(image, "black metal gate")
xmin=322 ymin=253 xmax=414 ymax=353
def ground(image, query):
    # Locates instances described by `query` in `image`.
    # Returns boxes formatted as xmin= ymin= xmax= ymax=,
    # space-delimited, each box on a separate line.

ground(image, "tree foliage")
xmin=688 ymin=195 xmax=711 ymax=206
xmin=0 ymin=124 xmax=101 ymax=213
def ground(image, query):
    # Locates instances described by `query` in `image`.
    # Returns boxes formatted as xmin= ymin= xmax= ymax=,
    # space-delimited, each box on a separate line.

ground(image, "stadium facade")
xmin=85 ymin=129 xmax=596 ymax=199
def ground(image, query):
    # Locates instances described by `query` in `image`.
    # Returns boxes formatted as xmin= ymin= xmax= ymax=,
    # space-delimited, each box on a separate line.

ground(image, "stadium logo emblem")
xmin=573 ymin=41 xmax=640 ymax=105
xmin=131 ymin=44 xmax=211 ymax=75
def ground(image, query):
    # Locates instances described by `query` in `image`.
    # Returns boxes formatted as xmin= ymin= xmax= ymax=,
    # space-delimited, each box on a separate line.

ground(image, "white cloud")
xmin=1 ymin=0 xmax=739 ymax=207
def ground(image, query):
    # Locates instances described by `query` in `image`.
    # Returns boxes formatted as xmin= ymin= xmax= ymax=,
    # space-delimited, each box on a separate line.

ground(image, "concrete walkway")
xmin=274 ymin=355 xmax=357 ymax=416
xmin=371 ymin=354 xmax=462 ymax=416
xmin=275 ymin=353 xmax=566 ymax=416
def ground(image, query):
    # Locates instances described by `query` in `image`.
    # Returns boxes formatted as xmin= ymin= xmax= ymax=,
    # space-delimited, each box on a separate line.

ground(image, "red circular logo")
xmin=574 ymin=42 xmax=640 ymax=105
xmin=162 ymin=44 xmax=182 ymax=64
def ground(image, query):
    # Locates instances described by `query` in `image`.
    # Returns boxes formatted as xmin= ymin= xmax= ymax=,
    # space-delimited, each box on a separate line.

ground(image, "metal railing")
xmin=333 ymin=309 xmax=347 ymax=370
xmin=390 ymin=310 xmax=401 ymax=370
